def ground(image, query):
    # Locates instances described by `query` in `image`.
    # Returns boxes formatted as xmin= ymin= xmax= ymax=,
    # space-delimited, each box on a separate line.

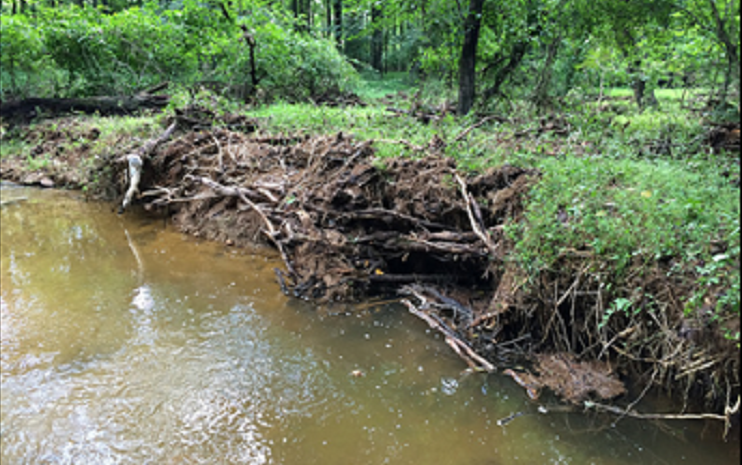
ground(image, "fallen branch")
xmin=369 ymin=273 xmax=463 ymax=284
xmin=186 ymin=175 xmax=296 ymax=278
xmin=401 ymin=297 xmax=494 ymax=372
xmin=121 ymin=154 xmax=143 ymax=211
xmin=455 ymin=173 xmax=498 ymax=257
xmin=316 ymin=206 xmax=456 ymax=232
xmin=1 ymin=94 xmax=170 ymax=123
xmin=137 ymin=81 xmax=170 ymax=96
xmin=584 ymin=395 xmax=740 ymax=439
xmin=374 ymin=138 xmax=427 ymax=152
xmin=453 ymin=115 xmax=507 ymax=143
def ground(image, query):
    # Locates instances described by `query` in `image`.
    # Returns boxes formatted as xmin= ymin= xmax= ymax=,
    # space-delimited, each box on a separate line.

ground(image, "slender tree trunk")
xmin=532 ymin=36 xmax=561 ymax=109
xmin=618 ymin=26 xmax=656 ymax=110
xmin=291 ymin=0 xmax=299 ymax=29
xmin=457 ymin=0 xmax=485 ymax=115
xmin=371 ymin=4 xmax=384 ymax=72
xmin=628 ymin=60 xmax=657 ymax=109
xmin=333 ymin=0 xmax=342 ymax=47
xmin=383 ymin=26 xmax=389 ymax=74
xmin=708 ymin=0 xmax=739 ymax=98
xmin=326 ymin=0 xmax=332 ymax=39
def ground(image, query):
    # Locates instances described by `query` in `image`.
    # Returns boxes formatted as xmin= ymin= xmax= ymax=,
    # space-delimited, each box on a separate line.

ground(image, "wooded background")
xmin=1 ymin=0 xmax=739 ymax=113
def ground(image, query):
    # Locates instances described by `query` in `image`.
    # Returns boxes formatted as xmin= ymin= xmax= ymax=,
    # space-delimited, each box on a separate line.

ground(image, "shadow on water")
xmin=1 ymin=185 xmax=738 ymax=465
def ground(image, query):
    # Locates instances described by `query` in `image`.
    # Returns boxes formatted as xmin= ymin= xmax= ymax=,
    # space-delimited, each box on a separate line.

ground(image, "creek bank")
xmin=0 ymin=112 xmax=738 ymax=435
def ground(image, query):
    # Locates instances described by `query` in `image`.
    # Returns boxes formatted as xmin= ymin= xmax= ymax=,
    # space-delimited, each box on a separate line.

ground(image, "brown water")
xmin=1 ymin=184 xmax=738 ymax=465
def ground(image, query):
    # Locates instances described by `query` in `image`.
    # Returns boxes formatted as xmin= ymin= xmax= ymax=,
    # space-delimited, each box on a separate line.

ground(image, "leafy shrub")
xmin=0 ymin=14 xmax=47 ymax=97
xmin=2 ymin=3 xmax=358 ymax=101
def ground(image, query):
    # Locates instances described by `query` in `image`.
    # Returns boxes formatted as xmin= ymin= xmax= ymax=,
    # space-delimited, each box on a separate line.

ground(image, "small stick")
xmin=402 ymin=298 xmax=495 ymax=372
xmin=187 ymin=175 xmax=296 ymax=277
xmin=453 ymin=115 xmax=507 ymax=143
xmin=584 ymin=399 xmax=735 ymax=424
xmin=455 ymin=173 xmax=497 ymax=256
xmin=211 ymin=134 xmax=224 ymax=172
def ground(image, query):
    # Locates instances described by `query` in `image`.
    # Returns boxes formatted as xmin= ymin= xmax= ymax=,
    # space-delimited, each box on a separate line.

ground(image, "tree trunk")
xmin=371 ymin=4 xmax=384 ymax=72
xmin=291 ymin=0 xmax=300 ymax=30
xmin=457 ymin=0 xmax=485 ymax=116
xmin=326 ymin=0 xmax=332 ymax=39
xmin=1 ymin=95 xmax=170 ymax=123
xmin=333 ymin=0 xmax=342 ymax=47
xmin=304 ymin=0 xmax=312 ymax=31
xmin=708 ymin=0 xmax=740 ymax=99
xmin=628 ymin=61 xmax=657 ymax=109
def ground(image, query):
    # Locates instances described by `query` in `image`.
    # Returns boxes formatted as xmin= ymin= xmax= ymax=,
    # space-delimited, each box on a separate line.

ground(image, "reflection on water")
xmin=1 ymin=185 xmax=738 ymax=465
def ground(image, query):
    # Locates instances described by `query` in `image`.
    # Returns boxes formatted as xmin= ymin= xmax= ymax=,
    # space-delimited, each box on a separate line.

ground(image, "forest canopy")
xmin=1 ymin=0 xmax=739 ymax=111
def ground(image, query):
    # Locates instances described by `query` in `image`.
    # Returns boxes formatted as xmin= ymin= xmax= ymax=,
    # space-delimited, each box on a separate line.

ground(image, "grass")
xmin=511 ymin=154 xmax=739 ymax=320
xmin=248 ymin=102 xmax=469 ymax=159
xmin=355 ymin=71 xmax=415 ymax=100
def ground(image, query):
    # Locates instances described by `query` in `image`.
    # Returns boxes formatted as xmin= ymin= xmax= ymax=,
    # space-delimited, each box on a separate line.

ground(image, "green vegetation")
xmin=1 ymin=1 xmax=357 ymax=100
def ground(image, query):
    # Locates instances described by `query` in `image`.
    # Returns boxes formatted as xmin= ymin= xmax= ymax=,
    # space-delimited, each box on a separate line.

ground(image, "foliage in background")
xmin=1 ymin=0 xmax=738 ymax=110
xmin=0 ymin=1 xmax=358 ymax=100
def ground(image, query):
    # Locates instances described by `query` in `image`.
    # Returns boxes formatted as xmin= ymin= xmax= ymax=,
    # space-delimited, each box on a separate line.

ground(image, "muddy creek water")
xmin=1 ymin=185 xmax=737 ymax=465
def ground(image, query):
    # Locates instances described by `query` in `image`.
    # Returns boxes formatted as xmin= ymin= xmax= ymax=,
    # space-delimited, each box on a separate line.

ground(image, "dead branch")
xmin=455 ymin=173 xmax=498 ymax=256
xmin=453 ymin=115 xmax=507 ymax=143
xmin=316 ymin=207 xmax=457 ymax=232
xmin=186 ymin=175 xmax=297 ymax=277
xmin=584 ymin=395 xmax=740 ymax=439
xmin=137 ymin=81 xmax=169 ymax=96
xmin=369 ymin=273 xmax=463 ymax=284
xmin=118 ymin=122 xmax=177 ymax=213
xmin=374 ymin=138 xmax=427 ymax=152
xmin=401 ymin=297 xmax=495 ymax=372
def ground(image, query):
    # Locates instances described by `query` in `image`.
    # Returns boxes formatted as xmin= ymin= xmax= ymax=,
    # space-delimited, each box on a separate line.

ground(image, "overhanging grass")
xmin=511 ymin=153 xmax=740 ymax=321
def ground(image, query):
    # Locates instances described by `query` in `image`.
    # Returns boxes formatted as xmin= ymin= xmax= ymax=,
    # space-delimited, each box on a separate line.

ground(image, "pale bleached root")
xmin=121 ymin=154 xmax=143 ymax=211
xmin=118 ymin=122 xmax=176 ymax=213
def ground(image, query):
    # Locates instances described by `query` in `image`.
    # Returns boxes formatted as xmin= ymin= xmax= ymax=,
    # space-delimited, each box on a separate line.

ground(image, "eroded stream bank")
xmin=0 ymin=111 xmax=739 ymax=436
xmin=1 ymin=185 xmax=739 ymax=464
